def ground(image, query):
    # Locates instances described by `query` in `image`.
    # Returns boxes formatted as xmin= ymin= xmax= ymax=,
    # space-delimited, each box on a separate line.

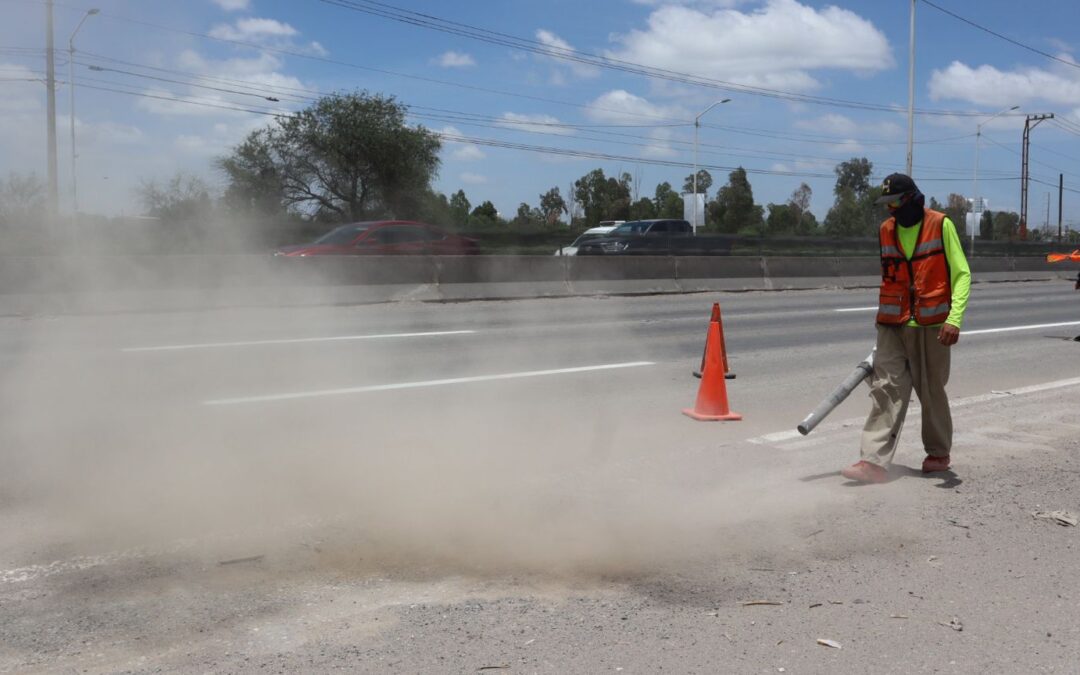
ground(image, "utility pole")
xmin=905 ymin=0 xmax=915 ymax=175
xmin=45 ymin=0 xmax=59 ymax=217
xmin=1019 ymin=113 xmax=1053 ymax=240
xmin=1059 ymin=174 xmax=1064 ymax=243
xmin=1045 ymin=192 xmax=1051 ymax=237
xmin=69 ymin=8 xmax=99 ymax=216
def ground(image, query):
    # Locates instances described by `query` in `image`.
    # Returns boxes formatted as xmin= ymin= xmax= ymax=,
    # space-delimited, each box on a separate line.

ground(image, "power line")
xmin=920 ymin=0 xmax=1080 ymax=71
xmin=11 ymin=0 xmax=1036 ymax=120
xmin=68 ymin=50 xmax=982 ymax=150
xmin=314 ymin=0 xmax=1017 ymax=118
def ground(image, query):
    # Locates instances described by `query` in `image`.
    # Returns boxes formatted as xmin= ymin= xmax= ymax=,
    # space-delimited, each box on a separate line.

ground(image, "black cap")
xmin=875 ymin=173 xmax=919 ymax=204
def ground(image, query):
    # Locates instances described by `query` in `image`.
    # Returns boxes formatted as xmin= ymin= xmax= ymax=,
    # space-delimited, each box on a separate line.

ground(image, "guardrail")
xmin=0 ymin=254 xmax=1071 ymax=315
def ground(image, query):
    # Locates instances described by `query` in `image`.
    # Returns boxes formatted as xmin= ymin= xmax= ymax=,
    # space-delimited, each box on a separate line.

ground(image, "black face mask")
xmin=893 ymin=191 xmax=926 ymax=228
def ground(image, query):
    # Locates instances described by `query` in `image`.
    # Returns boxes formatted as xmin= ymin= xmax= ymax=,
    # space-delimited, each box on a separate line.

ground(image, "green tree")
xmin=0 ymin=171 xmax=45 ymax=227
xmin=714 ymin=167 xmax=763 ymax=233
xmin=943 ymin=193 xmax=970 ymax=235
xmin=825 ymin=158 xmax=881 ymax=236
xmin=979 ymin=210 xmax=993 ymax=239
xmin=511 ymin=202 xmax=545 ymax=230
xmin=416 ymin=189 xmax=451 ymax=226
xmin=573 ymin=169 xmax=632 ymax=226
xmin=992 ymin=211 xmax=1020 ymax=240
xmin=469 ymin=200 xmax=501 ymax=227
xmin=218 ymin=91 xmax=441 ymax=222
xmin=834 ymin=157 xmax=873 ymax=199
xmin=653 ymin=181 xmax=683 ymax=219
xmin=449 ymin=189 xmax=471 ymax=227
xmin=823 ymin=187 xmax=872 ymax=237
xmin=136 ymin=172 xmax=215 ymax=223
xmin=682 ymin=169 xmax=713 ymax=198
xmin=628 ymin=196 xmax=657 ymax=221
xmin=538 ymin=187 xmax=568 ymax=226
xmin=218 ymin=130 xmax=287 ymax=217
xmin=787 ymin=182 xmax=818 ymax=235
xmin=765 ymin=203 xmax=798 ymax=235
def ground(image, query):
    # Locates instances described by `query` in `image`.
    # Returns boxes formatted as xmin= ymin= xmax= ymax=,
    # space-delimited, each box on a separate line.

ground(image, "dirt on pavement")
xmin=2 ymin=382 xmax=1080 ymax=674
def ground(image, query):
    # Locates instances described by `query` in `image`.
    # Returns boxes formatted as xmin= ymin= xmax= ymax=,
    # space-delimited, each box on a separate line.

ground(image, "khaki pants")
xmin=860 ymin=324 xmax=952 ymax=466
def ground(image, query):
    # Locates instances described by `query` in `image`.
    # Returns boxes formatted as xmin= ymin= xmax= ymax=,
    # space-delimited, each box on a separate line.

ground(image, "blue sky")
xmin=2 ymin=0 xmax=1078 ymax=231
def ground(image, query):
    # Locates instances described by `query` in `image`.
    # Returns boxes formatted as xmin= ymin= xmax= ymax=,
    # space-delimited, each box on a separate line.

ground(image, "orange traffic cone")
xmin=683 ymin=320 xmax=742 ymax=421
xmin=693 ymin=302 xmax=735 ymax=380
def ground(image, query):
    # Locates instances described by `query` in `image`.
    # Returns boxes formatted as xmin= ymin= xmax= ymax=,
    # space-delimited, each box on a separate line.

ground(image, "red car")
xmin=275 ymin=220 xmax=478 ymax=256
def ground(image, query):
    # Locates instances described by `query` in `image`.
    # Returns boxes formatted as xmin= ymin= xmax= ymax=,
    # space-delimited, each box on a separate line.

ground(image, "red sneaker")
xmin=921 ymin=455 xmax=951 ymax=473
xmin=840 ymin=460 xmax=888 ymax=483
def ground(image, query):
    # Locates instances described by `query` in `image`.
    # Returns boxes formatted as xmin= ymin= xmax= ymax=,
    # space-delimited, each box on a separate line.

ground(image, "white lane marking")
xmin=965 ymin=321 xmax=1080 ymax=336
xmin=122 ymin=330 xmax=475 ymax=352
xmin=834 ymin=306 xmax=877 ymax=313
xmin=747 ymin=375 xmax=1080 ymax=446
xmin=204 ymin=361 xmax=656 ymax=406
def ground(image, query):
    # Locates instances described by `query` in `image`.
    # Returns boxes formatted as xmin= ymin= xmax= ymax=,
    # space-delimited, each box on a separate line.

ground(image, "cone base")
xmin=682 ymin=408 xmax=742 ymax=421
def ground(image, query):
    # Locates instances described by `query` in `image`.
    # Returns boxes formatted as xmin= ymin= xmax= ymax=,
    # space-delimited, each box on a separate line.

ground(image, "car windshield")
xmin=571 ymin=232 xmax=609 ymax=246
xmin=610 ymin=222 xmax=649 ymax=235
xmin=314 ymin=224 xmax=371 ymax=245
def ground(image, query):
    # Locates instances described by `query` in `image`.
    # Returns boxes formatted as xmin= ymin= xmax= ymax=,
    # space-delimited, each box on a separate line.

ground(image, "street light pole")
xmin=905 ymin=0 xmax=915 ymax=175
xmin=693 ymin=98 xmax=730 ymax=233
xmin=971 ymin=104 xmax=1019 ymax=258
xmin=68 ymin=8 xmax=98 ymax=216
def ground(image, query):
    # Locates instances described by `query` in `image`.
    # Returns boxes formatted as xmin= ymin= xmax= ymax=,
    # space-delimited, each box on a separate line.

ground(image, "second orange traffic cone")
xmin=682 ymin=320 xmax=742 ymax=421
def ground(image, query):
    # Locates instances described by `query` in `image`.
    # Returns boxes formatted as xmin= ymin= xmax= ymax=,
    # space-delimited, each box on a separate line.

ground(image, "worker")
xmin=841 ymin=173 xmax=971 ymax=483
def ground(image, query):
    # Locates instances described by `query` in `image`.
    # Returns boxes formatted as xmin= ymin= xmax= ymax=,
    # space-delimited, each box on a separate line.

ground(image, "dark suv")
xmin=576 ymin=219 xmax=694 ymax=255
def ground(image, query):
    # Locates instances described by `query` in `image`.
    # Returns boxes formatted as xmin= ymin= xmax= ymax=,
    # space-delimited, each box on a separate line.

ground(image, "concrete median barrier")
xmin=567 ymin=256 xmax=680 ymax=295
xmin=761 ymin=256 xmax=842 ymax=290
xmin=674 ymin=257 xmax=767 ymax=291
xmin=434 ymin=255 xmax=571 ymax=300
xmin=0 ymin=253 xmax=1069 ymax=315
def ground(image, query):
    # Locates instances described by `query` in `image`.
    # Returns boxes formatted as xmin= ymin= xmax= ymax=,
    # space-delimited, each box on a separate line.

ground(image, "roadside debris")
xmin=1032 ymin=511 xmax=1079 ymax=527
xmin=889 ymin=614 xmax=909 ymax=619
xmin=217 ymin=554 xmax=265 ymax=566
xmin=741 ymin=600 xmax=783 ymax=606
xmin=816 ymin=639 xmax=842 ymax=649
xmin=939 ymin=617 xmax=964 ymax=632
xmin=477 ymin=665 xmax=510 ymax=671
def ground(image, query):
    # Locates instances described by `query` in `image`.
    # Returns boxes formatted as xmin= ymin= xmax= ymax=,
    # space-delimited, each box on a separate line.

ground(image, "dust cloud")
xmin=0 ymin=275 xmax=833 ymax=580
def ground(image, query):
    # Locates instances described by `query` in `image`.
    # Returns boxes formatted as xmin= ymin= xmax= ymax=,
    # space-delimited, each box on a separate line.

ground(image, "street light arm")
xmin=69 ymin=8 xmax=99 ymax=48
xmin=695 ymin=98 xmax=732 ymax=125
xmin=691 ymin=98 xmax=731 ymax=232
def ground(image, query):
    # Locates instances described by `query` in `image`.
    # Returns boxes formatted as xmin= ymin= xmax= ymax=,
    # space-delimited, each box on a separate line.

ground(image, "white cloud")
xmin=460 ymin=172 xmax=488 ymax=185
xmin=135 ymin=50 xmax=305 ymax=118
xmin=795 ymin=113 xmax=902 ymax=140
xmin=928 ymin=60 xmax=1080 ymax=109
xmin=211 ymin=0 xmax=251 ymax=11
xmin=436 ymin=125 xmax=486 ymax=161
xmin=209 ymin=17 xmax=298 ymax=41
xmin=608 ymin=0 xmax=893 ymax=92
xmin=451 ymin=145 xmax=485 ymax=161
xmin=497 ymin=112 xmax=576 ymax=136
xmin=584 ymin=90 xmax=688 ymax=158
xmin=631 ymin=0 xmax=750 ymax=6
xmin=584 ymin=89 xmax=686 ymax=125
xmin=433 ymin=51 xmax=476 ymax=68
xmin=0 ymin=63 xmax=42 ymax=113
xmin=535 ymin=29 xmax=601 ymax=79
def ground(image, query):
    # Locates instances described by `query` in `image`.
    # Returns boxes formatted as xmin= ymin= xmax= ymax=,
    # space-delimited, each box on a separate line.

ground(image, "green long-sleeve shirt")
xmin=895 ymin=216 xmax=971 ymax=328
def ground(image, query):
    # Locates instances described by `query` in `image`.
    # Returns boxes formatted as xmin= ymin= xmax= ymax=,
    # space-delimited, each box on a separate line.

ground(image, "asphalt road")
xmin=2 ymin=279 xmax=1079 ymax=673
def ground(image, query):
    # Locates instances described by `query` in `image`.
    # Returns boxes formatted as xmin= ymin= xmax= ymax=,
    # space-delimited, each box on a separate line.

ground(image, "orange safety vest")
xmin=877 ymin=209 xmax=952 ymax=326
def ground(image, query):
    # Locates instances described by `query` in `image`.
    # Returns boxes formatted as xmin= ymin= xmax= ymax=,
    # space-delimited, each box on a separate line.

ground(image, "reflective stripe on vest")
xmin=881 ymin=245 xmax=903 ymax=257
xmin=913 ymin=238 xmax=943 ymax=256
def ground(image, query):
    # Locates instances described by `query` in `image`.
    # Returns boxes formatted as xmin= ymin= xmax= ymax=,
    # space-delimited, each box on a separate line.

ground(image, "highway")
xmin=2 ymin=278 xmax=1080 ymax=672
